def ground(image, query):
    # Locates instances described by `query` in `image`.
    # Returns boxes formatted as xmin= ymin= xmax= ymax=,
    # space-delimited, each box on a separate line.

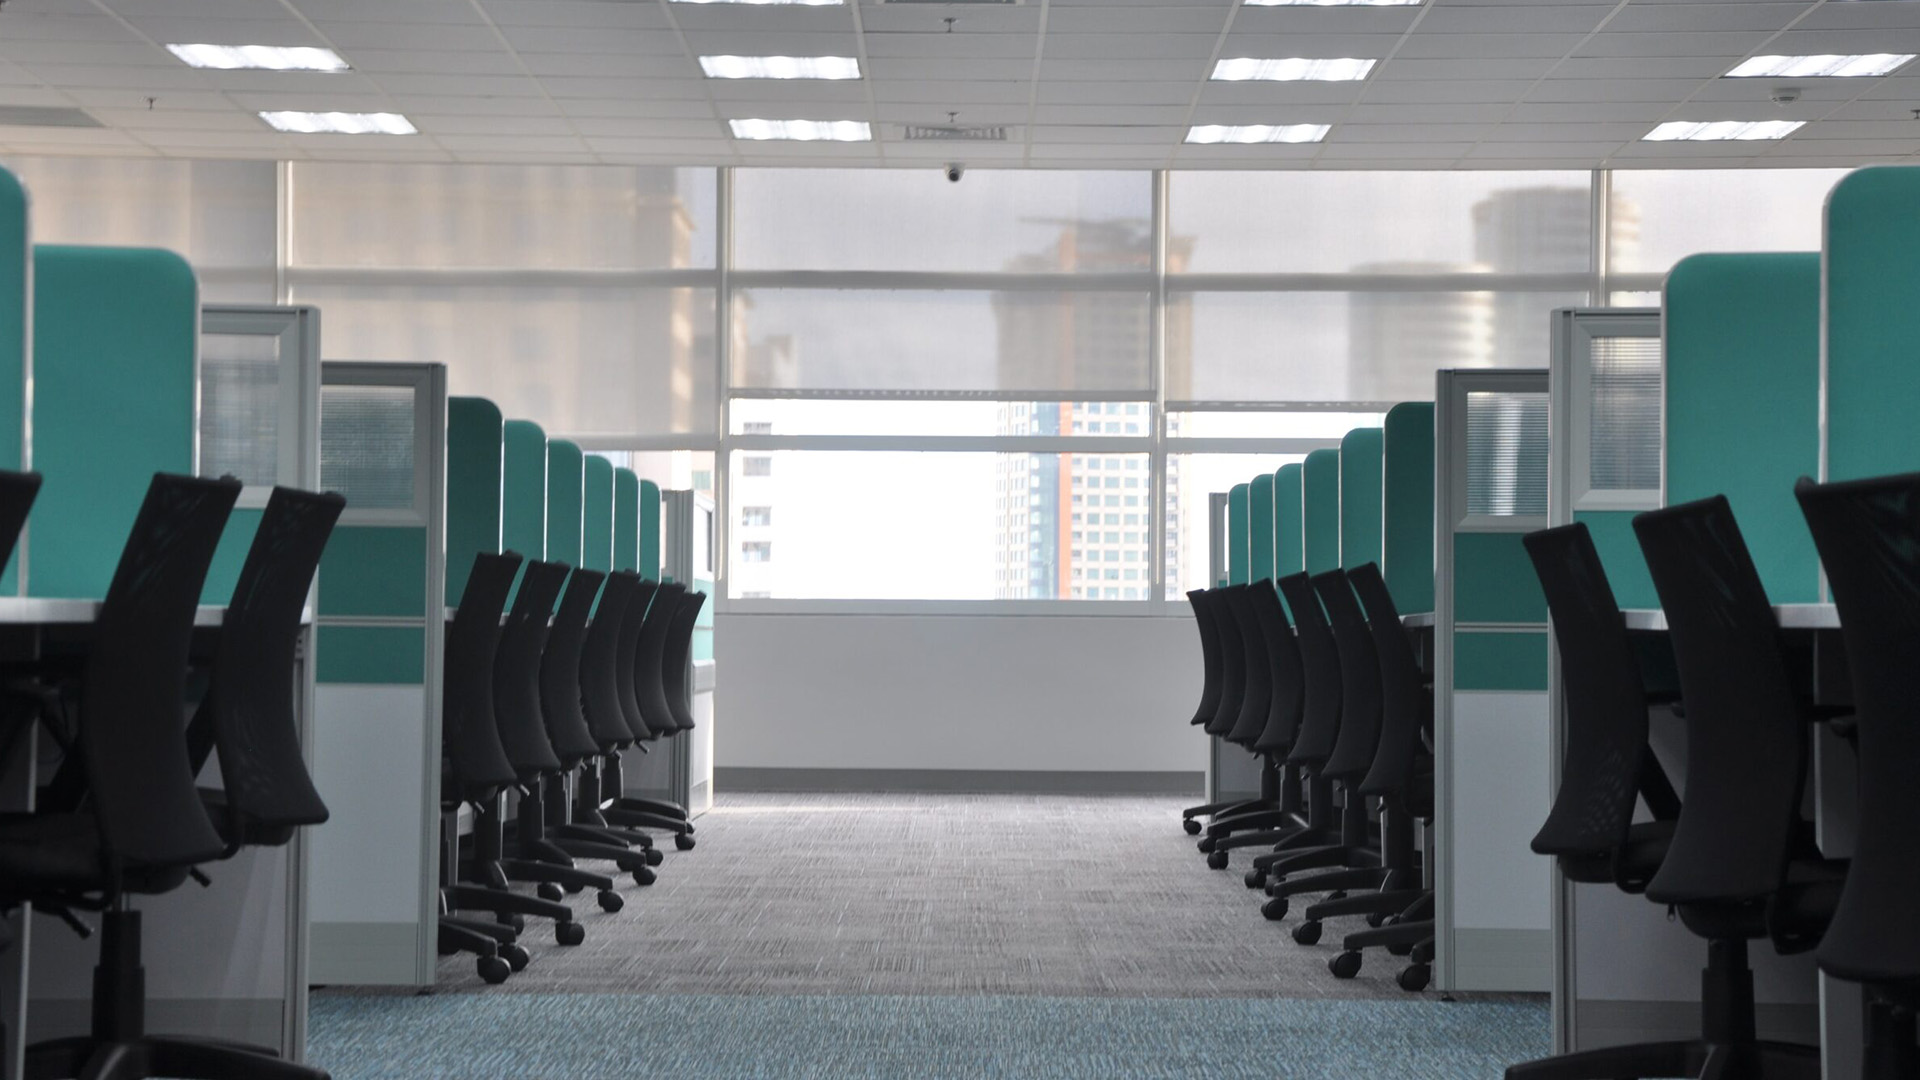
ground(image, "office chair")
xmin=1510 ymin=498 xmax=1837 ymax=1080
xmin=1180 ymin=589 xmax=1228 ymax=835
xmin=4 ymin=474 xmax=325 ymax=1079
xmin=0 ymin=468 xmax=40 ymax=570
xmin=1193 ymin=586 xmax=1254 ymax=859
xmin=439 ymin=550 xmax=585 ymax=958
xmin=598 ymin=578 xmax=696 ymax=846
xmin=568 ymin=572 xmax=666 ymax=876
xmin=659 ymin=589 xmax=707 ymax=740
xmin=1183 ymin=589 xmax=1264 ymax=834
xmin=1251 ymin=573 xmax=1346 ymax=911
xmin=1205 ymin=581 xmax=1310 ymax=870
xmin=480 ymin=559 xmax=623 ymax=914
xmin=1197 ymin=585 xmax=1278 ymax=868
xmin=1794 ymin=473 xmax=1920 ymax=1079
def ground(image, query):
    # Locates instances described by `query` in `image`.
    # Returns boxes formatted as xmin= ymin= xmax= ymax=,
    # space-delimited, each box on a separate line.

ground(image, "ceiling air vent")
xmin=0 ymin=106 xmax=102 ymax=129
xmin=902 ymin=124 xmax=1009 ymax=142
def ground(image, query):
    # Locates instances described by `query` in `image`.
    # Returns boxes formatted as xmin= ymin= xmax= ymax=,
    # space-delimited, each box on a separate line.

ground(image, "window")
xmin=741 ymin=506 xmax=772 ymax=527
xmin=742 ymin=456 xmax=772 ymax=477
xmin=741 ymin=541 xmax=772 ymax=563
xmin=741 ymin=422 xmax=773 ymax=436
xmin=1606 ymin=170 xmax=1848 ymax=279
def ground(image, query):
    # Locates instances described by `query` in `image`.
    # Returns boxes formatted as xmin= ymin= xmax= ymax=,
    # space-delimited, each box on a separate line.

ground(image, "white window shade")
xmin=1607 ymin=169 xmax=1848 ymax=276
xmin=291 ymin=283 xmax=718 ymax=439
xmin=1465 ymin=390 xmax=1549 ymax=518
xmin=732 ymin=169 xmax=1153 ymax=273
xmin=732 ymin=288 xmax=1152 ymax=395
xmin=1588 ymin=335 xmax=1663 ymax=494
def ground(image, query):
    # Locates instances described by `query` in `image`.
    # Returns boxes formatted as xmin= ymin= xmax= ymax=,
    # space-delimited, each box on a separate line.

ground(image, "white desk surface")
xmin=0 ymin=598 xmax=314 ymax=628
xmin=1621 ymin=603 xmax=1839 ymax=632
xmin=1400 ymin=612 xmax=1436 ymax=629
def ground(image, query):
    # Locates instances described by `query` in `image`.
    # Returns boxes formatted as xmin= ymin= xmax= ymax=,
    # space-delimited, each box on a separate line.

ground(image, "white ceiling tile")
xmin=108 ymin=0 xmax=277 ymax=18
xmin=0 ymin=42 xmax=171 ymax=67
xmin=59 ymin=87 xmax=231 ymax=110
xmin=1505 ymin=100 xmax=1675 ymax=123
xmin=341 ymin=50 xmax=529 ymax=77
xmin=705 ymin=80 xmax=870 ymax=104
xmin=1031 ymin=103 xmax=1197 ymax=125
xmin=1417 ymin=4 xmax=1613 ymax=34
xmin=124 ymin=17 xmax=326 ymax=45
xmin=0 ymin=88 xmax=93 ymax=108
xmin=1183 ymin=104 xmax=1343 ymax=123
xmin=1527 ymin=78 xmax=1707 ymax=103
xmin=1572 ymin=31 xmax=1773 ymax=58
xmin=540 ymin=77 xmax=711 ymax=102
xmin=22 ymin=64 xmax=211 ymax=90
xmin=291 ymin=0 xmax=487 ymax=24
xmin=1374 ymin=57 xmax=1559 ymax=80
xmin=1171 ymin=143 xmax=1322 ymax=164
xmin=863 ymin=33 xmax=1040 ymax=59
xmin=1196 ymin=81 xmax=1365 ymax=106
xmin=402 ymin=114 xmax=583 ymax=136
xmin=1220 ymin=32 xmax=1406 ymax=56
xmin=1548 ymin=56 xmax=1736 ymax=80
xmin=870 ymin=81 xmax=1031 ymax=105
xmin=1046 ymin=8 xmax=1230 ymax=34
xmin=388 ymin=94 xmax=562 ymax=116
xmin=1345 ymin=101 xmax=1512 ymax=124
xmin=1461 ymin=141 xmax=1622 ymax=159
xmin=874 ymin=102 xmax=1027 ymax=123
xmin=1036 ymin=82 xmax=1199 ymax=106
xmin=563 ymin=98 xmax=716 ymax=120
xmin=318 ymin=22 xmax=508 ymax=51
xmin=365 ymin=73 xmax=543 ymax=97
xmin=1794 ymin=2 xmax=1920 ymax=33
xmin=223 ymin=91 xmax=395 ymax=112
xmin=1229 ymin=7 xmax=1421 ymax=35
xmin=1492 ymin=120 xmax=1652 ymax=142
xmin=0 ymin=14 xmax=136 ymax=43
xmin=200 ymin=71 xmax=390 ymax=96
xmin=516 ymin=54 xmax=701 ymax=79
xmin=872 ymin=58 xmax=1032 ymax=81
xmin=1604 ymin=3 xmax=1807 ymax=35
xmin=712 ymin=100 xmax=868 ymax=121
xmin=1037 ymin=59 xmax=1204 ymax=81
xmin=859 ymin=6 xmax=1041 ymax=33
xmin=1686 ymin=79 xmax=1867 ymax=103
xmin=571 ymin=112 xmax=716 ymax=135
xmin=1043 ymin=35 xmax=1223 ymax=61
xmin=1395 ymin=33 xmax=1590 ymax=59
xmin=1308 ymin=140 xmax=1476 ymax=158
xmin=86 ymin=108 xmax=268 ymax=132
xmin=480 ymin=1 xmax=674 ymax=30
xmin=1029 ymin=124 xmax=1187 ymax=144
xmin=1361 ymin=78 xmax=1540 ymax=103
xmin=680 ymin=31 xmax=861 ymax=55
xmin=1761 ymin=27 xmax=1920 ymax=53
xmin=1326 ymin=122 xmax=1493 ymax=143
xmin=432 ymin=133 xmax=588 ymax=152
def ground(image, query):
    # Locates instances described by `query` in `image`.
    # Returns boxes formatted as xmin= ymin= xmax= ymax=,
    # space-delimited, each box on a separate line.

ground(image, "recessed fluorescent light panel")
xmin=730 ymin=118 xmax=871 ymax=141
xmin=1212 ymin=57 xmax=1375 ymax=81
xmin=700 ymin=56 xmax=861 ymax=80
xmin=1186 ymin=123 xmax=1330 ymax=144
xmin=1243 ymin=0 xmax=1422 ymax=6
xmin=167 ymin=44 xmax=348 ymax=71
xmin=1725 ymin=53 xmax=1914 ymax=78
xmin=259 ymin=111 xmax=417 ymax=135
xmin=1642 ymin=120 xmax=1804 ymax=142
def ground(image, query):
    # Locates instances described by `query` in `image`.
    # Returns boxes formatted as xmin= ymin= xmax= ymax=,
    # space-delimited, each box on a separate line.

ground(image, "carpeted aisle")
xmin=309 ymin=793 xmax=1548 ymax=1077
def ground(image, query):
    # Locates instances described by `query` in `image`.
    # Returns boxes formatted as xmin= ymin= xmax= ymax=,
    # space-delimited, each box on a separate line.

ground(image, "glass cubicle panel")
xmin=198 ymin=306 xmax=320 ymax=498
xmin=1464 ymin=390 xmax=1550 ymax=519
xmin=319 ymin=384 xmax=419 ymax=514
xmin=1587 ymin=335 xmax=1663 ymax=496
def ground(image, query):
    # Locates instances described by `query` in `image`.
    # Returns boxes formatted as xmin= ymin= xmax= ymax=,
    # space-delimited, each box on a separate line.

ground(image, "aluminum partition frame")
xmin=660 ymin=487 xmax=701 ymax=814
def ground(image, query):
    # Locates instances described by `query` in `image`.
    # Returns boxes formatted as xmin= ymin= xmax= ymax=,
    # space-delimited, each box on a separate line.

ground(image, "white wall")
xmin=719 ymin=612 xmax=1206 ymax=774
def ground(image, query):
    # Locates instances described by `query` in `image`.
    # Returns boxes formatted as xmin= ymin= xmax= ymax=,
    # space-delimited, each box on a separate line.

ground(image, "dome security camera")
xmin=945 ymin=163 xmax=965 ymax=183
xmin=1771 ymin=86 xmax=1802 ymax=106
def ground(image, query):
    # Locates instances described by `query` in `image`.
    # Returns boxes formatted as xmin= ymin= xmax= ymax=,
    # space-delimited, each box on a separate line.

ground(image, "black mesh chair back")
xmin=1794 ymin=472 xmax=1920 ymax=985
xmin=492 ymin=559 xmax=569 ymax=778
xmin=634 ymin=581 xmax=687 ymax=740
xmin=1634 ymin=496 xmax=1806 ymax=906
xmin=0 ymin=469 xmax=40 ymax=572
xmin=1248 ymin=580 xmax=1304 ymax=755
xmin=1521 ymin=523 xmax=1653 ymax=862
xmin=662 ymin=590 xmax=706 ymax=733
xmin=539 ymin=567 xmax=606 ymax=766
xmin=579 ymin=570 xmax=639 ymax=752
xmin=614 ymin=574 xmax=660 ymax=741
xmin=1279 ymin=572 xmax=1341 ymax=765
xmin=83 ymin=473 xmax=240 ymax=869
xmin=1349 ymin=563 xmax=1425 ymax=802
xmin=1224 ymin=583 xmax=1274 ymax=747
xmin=1314 ymin=569 xmax=1382 ymax=782
xmin=204 ymin=486 xmax=343 ymax=846
xmin=1204 ymin=585 xmax=1248 ymax=738
xmin=1185 ymin=589 xmax=1224 ymax=726
xmin=443 ymin=550 xmax=522 ymax=801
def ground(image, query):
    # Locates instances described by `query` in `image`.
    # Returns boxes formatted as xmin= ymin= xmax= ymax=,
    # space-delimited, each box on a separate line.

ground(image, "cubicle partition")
xmin=1274 ymin=462 xmax=1305 ymax=586
xmin=0 ymin=168 xmax=22 ymax=1080
xmin=583 ymin=455 xmax=614 ymax=575
xmin=445 ymin=398 xmax=504 ymax=604
xmin=1432 ymin=368 xmax=1552 ymax=994
xmin=1826 ymin=165 xmax=1920 ymax=483
xmin=1302 ymin=449 xmax=1340 ymax=574
xmin=502 ymin=421 xmax=549 ymax=584
xmin=1248 ymin=473 xmax=1275 ymax=584
xmin=308 ymin=361 xmax=447 ymax=987
xmin=614 ymin=467 xmax=639 ymax=573
xmin=1380 ymin=403 xmax=1434 ymax=615
xmin=1338 ymin=429 xmax=1383 ymax=569
xmin=640 ymin=479 xmax=663 ymax=582
xmin=1226 ymin=482 xmax=1250 ymax=586
xmin=547 ymin=440 xmax=586 ymax=568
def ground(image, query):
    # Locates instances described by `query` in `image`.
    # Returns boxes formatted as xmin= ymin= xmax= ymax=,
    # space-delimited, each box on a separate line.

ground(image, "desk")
xmin=1620 ymin=604 xmax=1838 ymax=632
xmin=0 ymin=598 xmax=314 ymax=1080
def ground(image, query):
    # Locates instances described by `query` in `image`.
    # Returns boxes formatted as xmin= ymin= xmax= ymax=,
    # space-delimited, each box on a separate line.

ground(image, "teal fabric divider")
xmin=582 ymin=454 xmax=614 ymax=573
xmin=30 ymin=246 xmax=196 ymax=599
xmin=1571 ymin=511 xmax=1657 ymax=609
xmin=1227 ymin=483 xmax=1250 ymax=585
xmin=613 ymin=468 xmax=639 ymax=573
xmin=639 ymin=479 xmax=661 ymax=580
xmin=501 ymin=420 xmax=548 ymax=561
xmin=547 ymin=440 xmax=585 ymax=568
xmin=1274 ymin=464 xmax=1304 ymax=577
xmin=1382 ymin=403 xmax=1435 ymax=615
xmin=1339 ymin=428 xmax=1384 ymax=570
xmin=1665 ymin=253 xmax=1822 ymax=603
xmin=1248 ymin=473 xmax=1275 ymax=583
xmin=1303 ymin=449 xmax=1340 ymax=573
xmin=0 ymin=170 xmax=22 ymax=594
xmin=444 ymin=397 xmax=504 ymax=606
xmin=203 ymin=508 xmax=263 ymax=605
xmin=1453 ymin=532 xmax=1547 ymax=624
xmin=1455 ymin=631 xmax=1549 ymax=692
xmin=1827 ymin=166 xmax=1920 ymax=482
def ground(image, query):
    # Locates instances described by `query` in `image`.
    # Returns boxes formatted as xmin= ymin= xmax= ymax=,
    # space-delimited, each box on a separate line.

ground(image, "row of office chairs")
xmin=0 ymin=471 xmax=342 ymax=1080
xmin=1509 ymin=477 xmax=1919 ymax=1079
xmin=1178 ymin=563 xmax=1436 ymax=992
xmin=436 ymin=548 xmax=708 ymax=984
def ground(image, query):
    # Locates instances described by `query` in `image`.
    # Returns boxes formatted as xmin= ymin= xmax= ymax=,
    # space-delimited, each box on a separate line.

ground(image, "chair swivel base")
xmin=27 ymin=1035 xmax=330 ymax=1080
xmin=1503 ymin=1039 xmax=1819 ymax=1080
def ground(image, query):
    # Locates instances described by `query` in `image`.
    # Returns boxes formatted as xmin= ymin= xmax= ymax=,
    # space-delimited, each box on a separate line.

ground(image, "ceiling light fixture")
xmin=730 ymin=118 xmax=871 ymax=141
xmin=1642 ymin=120 xmax=1805 ymax=141
xmin=167 ymin=43 xmax=349 ymax=71
xmin=1212 ymin=57 xmax=1376 ymax=81
xmin=699 ymin=56 xmax=861 ymax=80
xmin=1725 ymin=53 xmax=1915 ymax=78
xmin=259 ymin=110 xmax=417 ymax=134
xmin=1186 ymin=123 xmax=1330 ymax=144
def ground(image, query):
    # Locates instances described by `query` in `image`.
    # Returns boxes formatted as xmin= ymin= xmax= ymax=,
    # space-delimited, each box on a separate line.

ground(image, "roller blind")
xmin=1588 ymin=335 xmax=1663 ymax=493
xmin=1465 ymin=390 xmax=1548 ymax=518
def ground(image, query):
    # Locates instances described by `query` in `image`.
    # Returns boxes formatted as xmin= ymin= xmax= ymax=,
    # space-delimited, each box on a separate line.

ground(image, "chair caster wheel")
xmin=1326 ymin=891 xmax=1347 ymax=902
xmin=598 ymin=890 xmax=624 ymax=913
xmin=565 ymin=883 xmax=585 ymax=894
xmin=1398 ymin=964 xmax=1430 ymax=992
xmin=1243 ymin=869 xmax=1266 ymax=890
xmin=633 ymin=866 xmax=657 ymax=887
xmin=675 ymin=834 xmax=695 ymax=851
xmin=1183 ymin=818 xmax=1202 ymax=835
xmin=1206 ymin=850 xmax=1229 ymax=870
xmin=1387 ymin=943 xmax=1413 ymax=957
xmin=537 ymin=883 xmax=564 ymax=902
xmin=1366 ymin=912 xmax=1387 ymax=928
xmin=1197 ymin=836 xmax=1216 ymax=854
xmin=500 ymin=943 xmax=532 ymax=972
xmin=501 ymin=915 xmax=526 ymax=934
xmin=645 ymin=847 xmax=665 ymax=866
xmin=1292 ymin=920 xmax=1323 ymax=946
xmin=1329 ymin=951 xmax=1363 ymax=979
xmin=478 ymin=956 xmax=511 ymax=984
xmin=555 ymin=921 xmax=586 ymax=946
xmin=681 ymin=822 xmax=694 ymax=835
xmin=1261 ymin=896 xmax=1288 ymax=921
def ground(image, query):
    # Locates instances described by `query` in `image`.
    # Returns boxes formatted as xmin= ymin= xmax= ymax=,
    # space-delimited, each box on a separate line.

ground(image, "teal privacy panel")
xmin=582 ymin=454 xmax=614 ymax=573
xmin=547 ymin=440 xmax=584 ymax=568
xmin=1454 ymin=532 xmax=1548 ymax=625
xmin=639 ymin=479 xmax=661 ymax=581
xmin=0 ymin=170 xmax=22 ymax=593
xmin=1827 ymin=166 xmax=1920 ymax=482
xmin=203 ymin=508 xmax=264 ymax=605
xmin=1665 ymin=253 xmax=1822 ymax=603
xmin=613 ymin=468 xmax=639 ymax=573
xmin=1303 ymin=448 xmax=1341 ymax=573
xmin=501 ymin=420 xmax=548 ymax=561
xmin=1227 ymin=482 xmax=1250 ymax=585
xmin=317 ymin=526 xmax=429 ymax=685
xmin=30 ymin=246 xmax=196 ymax=599
xmin=1248 ymin=473 xmax=1275 ymax=582
xmin=1275 ymin=464 xmax=1304 ymax=578
xmin=444 ymin=397 xmax=504 ymax=606
xmin=1382 ymin=403 xmax=1435 ymax=615
xmin=1571 ymin=510 xmax=1657 ymax=610
xmin=1340 ymin=428 xmax=1384 ymax=570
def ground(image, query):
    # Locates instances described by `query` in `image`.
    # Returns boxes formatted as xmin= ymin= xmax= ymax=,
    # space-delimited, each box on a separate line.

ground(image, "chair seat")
xmin=1555 ymin=820 xmax=1674 ymax=892
xmin=0 ymin=813 xmax=192 ymax=897
xmin=197 ymin=789 xmax=300 ymax=849
xmin=1675 ymin=857 xmax=1845 ymax=945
